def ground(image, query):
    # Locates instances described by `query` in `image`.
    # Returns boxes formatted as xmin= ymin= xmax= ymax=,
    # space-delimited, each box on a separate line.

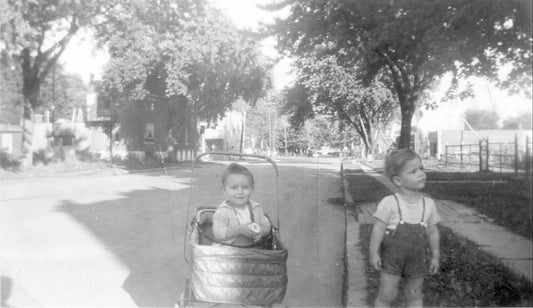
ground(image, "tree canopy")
xmin=284 ymin=50 xmax=397 ymax=154
xmin=1 ymin=0 xmax=106 ymax=165
xmin=98 ymin=0 xmax=272 ymax=124
xmin=268 ymin=0 xmax=532 ymax=148
xmin=502 ymin=112 xmax=532 ymax=130
xmin=464 ymin=109 xmax=500 ymax=130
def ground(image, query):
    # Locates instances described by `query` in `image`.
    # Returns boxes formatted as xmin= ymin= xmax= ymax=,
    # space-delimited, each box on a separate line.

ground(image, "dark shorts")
xmin=381 ymin=229 xmax=427 ymax=279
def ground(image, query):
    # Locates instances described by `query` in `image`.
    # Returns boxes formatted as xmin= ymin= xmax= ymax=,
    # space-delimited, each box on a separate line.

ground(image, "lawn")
xmin=424 ymin=172 xmax=532 ymax=240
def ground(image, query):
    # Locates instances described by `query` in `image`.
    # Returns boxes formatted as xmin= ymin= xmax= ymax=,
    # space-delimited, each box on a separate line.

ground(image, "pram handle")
xmin=191 ymin=152 xmax=279 ymax=177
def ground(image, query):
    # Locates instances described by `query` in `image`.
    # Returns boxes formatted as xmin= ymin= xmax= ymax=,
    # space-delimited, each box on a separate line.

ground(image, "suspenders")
xmin=393 ymin=194 xmax=426 ymax=224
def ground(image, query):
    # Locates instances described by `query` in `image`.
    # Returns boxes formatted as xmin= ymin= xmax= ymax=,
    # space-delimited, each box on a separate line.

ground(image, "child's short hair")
xmin=384 ymin=148 xmax=421 ymax=181
xmin=222 ymin=163 xmax=255 ymax=186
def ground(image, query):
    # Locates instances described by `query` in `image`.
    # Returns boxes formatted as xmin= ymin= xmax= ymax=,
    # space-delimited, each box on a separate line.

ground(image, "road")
xmin=0 ymin=157 xmax=346 ymax=307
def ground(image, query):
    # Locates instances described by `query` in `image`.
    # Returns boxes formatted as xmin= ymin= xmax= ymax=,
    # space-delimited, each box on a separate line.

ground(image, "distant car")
xmin=308 ymin=150 xmax=322 ymax=157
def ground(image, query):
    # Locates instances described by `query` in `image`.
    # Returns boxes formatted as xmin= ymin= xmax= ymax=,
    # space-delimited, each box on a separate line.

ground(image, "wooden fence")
xmin=443 ymin=135 xmax=532 ymax=177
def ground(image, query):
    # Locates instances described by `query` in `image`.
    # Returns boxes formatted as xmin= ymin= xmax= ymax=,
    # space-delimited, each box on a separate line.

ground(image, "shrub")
xmin=0 ymin=150 xmax=21 ymax=171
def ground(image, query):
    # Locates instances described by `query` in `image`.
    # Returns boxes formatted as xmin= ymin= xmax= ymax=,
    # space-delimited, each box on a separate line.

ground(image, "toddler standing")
xmin=369 ymin=148 xmax=441 ymax=307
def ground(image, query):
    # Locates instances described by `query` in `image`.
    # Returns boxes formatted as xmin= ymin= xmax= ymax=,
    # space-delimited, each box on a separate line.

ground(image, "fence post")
xmin=479 ymin=138 xmax=489 ymax=172
xmin=460 ymin=141 xmax=463 ymax=169
xmin=445 ymin=143 xmax=448 ymax=167
xmin=500 ymin=143 xmax=503 ymax=174
xmin=526 ymin=136 xmax=530 ymax=180
xmin=514 ymin=134 xmax=519 ymax=176
xmin=486 ymin=138 xmax=490 ymax=172
xmin=479 ymin=140 xmax=482 ymax=172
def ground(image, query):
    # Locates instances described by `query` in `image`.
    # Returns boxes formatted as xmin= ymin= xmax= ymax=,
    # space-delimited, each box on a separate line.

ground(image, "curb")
xmin=342 ymin=161 xmax=368 ymax=308
xmin=1 ymin=164 xmax=189 ymax=183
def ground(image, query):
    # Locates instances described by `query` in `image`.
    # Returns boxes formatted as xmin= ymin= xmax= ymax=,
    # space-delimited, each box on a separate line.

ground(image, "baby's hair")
xmin=221 ymin=163 xmax=255 ymax=186
xmin=384 ymin=148 xmax=421 ymax=181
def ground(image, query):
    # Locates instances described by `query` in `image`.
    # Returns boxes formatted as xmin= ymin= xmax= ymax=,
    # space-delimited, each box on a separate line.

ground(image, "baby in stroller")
xmin=181 ymin=157 xmax=287 ymax=307
xmin=212 ymin=163 xmax=271 ymax=247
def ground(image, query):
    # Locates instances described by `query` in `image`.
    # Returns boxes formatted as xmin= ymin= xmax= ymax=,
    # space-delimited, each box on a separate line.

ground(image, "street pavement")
xmin=1 ymin=157 xmax=346 ymax=307
xmin=342 ymin=160 xmax=533 ymax=307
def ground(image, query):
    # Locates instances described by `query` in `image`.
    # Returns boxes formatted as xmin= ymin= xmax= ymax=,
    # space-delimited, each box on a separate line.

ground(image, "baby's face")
xmin=223 ymin=174 xmax=254 ymax=208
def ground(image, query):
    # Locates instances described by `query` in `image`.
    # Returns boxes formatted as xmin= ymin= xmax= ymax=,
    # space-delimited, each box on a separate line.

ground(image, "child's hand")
xmin=252 ymin=232 xmax=262 ymax=242
xmin=370 ymin=252 xmax=381 ymax=270
xmin=429 ymin=257 xmax=439 ymax=275
xmin=238 ymin=224 xmax=256 ymax=238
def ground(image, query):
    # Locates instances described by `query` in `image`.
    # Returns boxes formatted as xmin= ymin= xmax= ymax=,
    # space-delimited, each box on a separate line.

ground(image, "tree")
xmin=502 ymin=112 xmax=532 ymax=130
xmin=285 ymin=52 xmax=397 ymax=156
xmin=268 ymin=0 xmax=532 ymax=148
xmin=38 ymin=64 xmax=88 ymax=120
xmin=464 ymin=109 xmax=500 ymax=130
xmin=98 ymin=1 xmax=271 ymax=150
xmin=0 ymin=50 xmax=23 ymax=125
xmin=1 ymin=0 xmax=105 ymax=166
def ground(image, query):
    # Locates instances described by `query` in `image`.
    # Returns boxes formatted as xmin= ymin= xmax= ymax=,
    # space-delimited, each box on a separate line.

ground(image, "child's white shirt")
xmin=234 ymin=206 xmax=252 ymax=225
xmin=373 ymin=193 xmax=440 ymax=230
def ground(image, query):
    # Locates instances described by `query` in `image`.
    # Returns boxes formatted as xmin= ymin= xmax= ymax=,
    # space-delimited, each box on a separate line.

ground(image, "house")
xmin=87 ymin=79 xmax=204 ymax=161
xmin=203 ymin=110 xmax=243 ymax=153
xmin=0 ymin=124 xmax=23 ymax=158
xmin=428 ymin=129 xmax=532 ymax=157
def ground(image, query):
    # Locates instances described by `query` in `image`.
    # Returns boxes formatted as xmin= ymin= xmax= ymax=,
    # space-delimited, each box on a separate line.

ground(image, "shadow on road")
xmin=1 ymin=276 xmax=12 ymax=307
xmin=57 ymin=186 xmax=187 ymax=307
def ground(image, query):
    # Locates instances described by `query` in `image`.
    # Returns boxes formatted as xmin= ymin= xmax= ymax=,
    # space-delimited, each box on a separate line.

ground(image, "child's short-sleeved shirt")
xmin=373 ymin=193 xmax=440 ymax=230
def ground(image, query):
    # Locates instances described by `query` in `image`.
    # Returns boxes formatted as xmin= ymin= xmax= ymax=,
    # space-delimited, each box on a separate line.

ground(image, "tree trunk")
xmin=358 ymin=114 xmax=371 ymax=158
xmin=239 ymin=111 xmax=245 ymax=153
xmin=21 ymin=102 xmax=34 ymax=167
xmin=398 ymin=104 xmax=415 ymax=149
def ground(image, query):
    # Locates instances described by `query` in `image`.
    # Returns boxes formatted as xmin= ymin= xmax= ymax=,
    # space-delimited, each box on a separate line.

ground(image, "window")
xmin=144 ymin=123 xmax=154 ymax=143
xmin=1 ymin=133 xmax=13 ymax=153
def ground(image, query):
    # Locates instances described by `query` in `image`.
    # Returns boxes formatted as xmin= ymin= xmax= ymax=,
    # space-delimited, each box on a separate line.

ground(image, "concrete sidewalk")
xmin=342 ymin=160 xmax=533 ymax=307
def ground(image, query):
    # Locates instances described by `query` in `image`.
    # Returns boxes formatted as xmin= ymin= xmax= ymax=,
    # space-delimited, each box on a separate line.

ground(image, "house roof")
xmin=0 ymin=124 xmax=23 ymax=133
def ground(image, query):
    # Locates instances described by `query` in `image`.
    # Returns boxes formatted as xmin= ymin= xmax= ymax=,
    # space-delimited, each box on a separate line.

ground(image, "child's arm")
xmin=213 ymin=210 xmax=255 ymax=242
xmin=428 ymin=223 xmax=440 ymax=275
xmin=254 ymin=209 xmax=271 ymax=240
xmin=225 ymin=224 xmax=255 ymax=240
xmin=369 ymin=219 xmax=387 ymax=270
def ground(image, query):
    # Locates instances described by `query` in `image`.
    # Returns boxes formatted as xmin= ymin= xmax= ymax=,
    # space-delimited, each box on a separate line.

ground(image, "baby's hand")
xmin=252 ymin=230 xmax=263 ymax=241
xmin=239 ymin=224 xmax=255 ymax=238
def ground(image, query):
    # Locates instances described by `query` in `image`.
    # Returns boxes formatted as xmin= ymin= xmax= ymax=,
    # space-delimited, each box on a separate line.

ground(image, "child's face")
xmin=395 ymin=158 xmax=426 ymax=191
xmin=223 ymin=173 xmax=254 ymax=208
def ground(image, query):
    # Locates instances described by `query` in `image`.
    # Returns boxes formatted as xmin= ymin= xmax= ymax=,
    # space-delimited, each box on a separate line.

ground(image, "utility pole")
xmin=284 ymin=118 xmax=288 ymax=156
xmin=268 ymin=110 xmax=272 ymax=156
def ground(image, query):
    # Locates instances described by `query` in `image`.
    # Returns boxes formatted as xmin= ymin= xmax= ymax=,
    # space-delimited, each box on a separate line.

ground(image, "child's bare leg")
xmin=374 ymin=272 xmax=401 ymax=307
xmin=403 ymin=277 xmax=424 ymax=307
